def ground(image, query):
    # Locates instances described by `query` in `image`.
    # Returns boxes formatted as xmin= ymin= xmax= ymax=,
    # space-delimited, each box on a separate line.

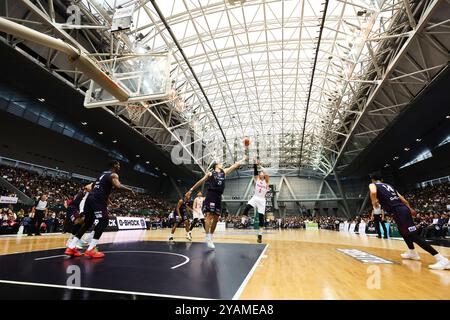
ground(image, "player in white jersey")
xmin=242 ymin=159 xmax=269 ymax=243
xmin=188 ymin=191 xmax=206 ymax=239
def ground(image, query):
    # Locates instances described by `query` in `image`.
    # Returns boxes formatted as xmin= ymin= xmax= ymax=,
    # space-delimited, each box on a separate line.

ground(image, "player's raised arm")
xmin=252 ymin=160 xmax=259 ymax=183
xmin=186 ymin=172 xmax=211 ymax=198
xmin=224 ymin=156 xmax=248 ymax=176
xmin=261 ymin=164 xmax=270 ymax=185
xmin=111 ymin=173 xmax=135 ymax=196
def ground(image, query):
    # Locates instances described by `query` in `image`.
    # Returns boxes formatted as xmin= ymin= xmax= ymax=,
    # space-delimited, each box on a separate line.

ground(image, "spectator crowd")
xmin=224 ymin=214 xmax=344 ymax=231
xmin=0 ymin=164 xmax=449 ymax=239
xmin=0 ymin=164 xmax=172 ymax=235
xmin=404 ymin=183 xmax=450 ymax=238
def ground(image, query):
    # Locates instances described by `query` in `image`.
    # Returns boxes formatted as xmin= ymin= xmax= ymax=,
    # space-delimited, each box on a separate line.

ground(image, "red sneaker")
xmin=64 ymin=247 xmax=82 ymax=257
xmin=84 ymin=247 xmax=105 ymax=258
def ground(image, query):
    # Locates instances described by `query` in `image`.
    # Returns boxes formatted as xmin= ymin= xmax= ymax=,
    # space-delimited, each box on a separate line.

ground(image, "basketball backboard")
xmin=84 ymin=52 xmax=171 ymax=108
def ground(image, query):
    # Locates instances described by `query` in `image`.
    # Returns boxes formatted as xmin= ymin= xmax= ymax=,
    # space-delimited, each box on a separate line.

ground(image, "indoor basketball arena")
xmin=0 ymin=0 xmax=449 ymax=311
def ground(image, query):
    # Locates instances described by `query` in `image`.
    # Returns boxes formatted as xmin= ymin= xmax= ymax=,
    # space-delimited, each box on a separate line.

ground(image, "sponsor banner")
xmin=381 ymin=222 xmax=391 ymax=237
xmin=390 ymin=223 xmax=401 ymax=237
xmin=337 ymin=249 xmax=394 ymax=264
xmin=366 ymin=222 xmax=391 ymax=237
xmin=366 ymin=221 xmax=377 ymax=234
xmin=0 ymin=196 xmax=18 ymax=204
xmin=116 ymin=216 xmax=146 ymax=230
xmin=105 ymin=217 xmax=118 ymax=232
xmin=305 ymin=222 xmax=318 ymax=230
xmin=343 ymin=221 xmax=350 ymax=232
xmin=93 ymin=218 xmax=118 ymax=232
xmin=358 ymin=222 xmax=366 ymax=235
xmin=216 ymin=221 xmax=226 ymax=232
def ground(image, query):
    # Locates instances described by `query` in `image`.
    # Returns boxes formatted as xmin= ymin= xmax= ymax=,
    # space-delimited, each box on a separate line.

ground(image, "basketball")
xmin=243 ymin=137 xmax=250 ymax=147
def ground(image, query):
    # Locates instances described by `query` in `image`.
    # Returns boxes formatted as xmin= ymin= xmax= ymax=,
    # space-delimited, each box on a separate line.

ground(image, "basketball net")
xmin=126 ymin=103 xmax=147 ymax=123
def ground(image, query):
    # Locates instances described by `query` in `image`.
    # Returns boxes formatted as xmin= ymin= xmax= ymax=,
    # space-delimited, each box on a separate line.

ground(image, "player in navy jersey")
xmin=186 ymin=156 xmax=247 ymax=249
xmin=369 ymin=171 xmax=449 ymax=270
xmin=65 ymin=160 xmax=134 ymax=258
xmin=168 ymin=194 xmax=192 ymax=242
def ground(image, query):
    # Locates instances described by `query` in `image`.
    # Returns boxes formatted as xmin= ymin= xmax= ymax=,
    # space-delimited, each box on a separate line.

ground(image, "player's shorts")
xmin=66 ymin=205 xmax=83 ymax=224
xmin=248 ymin=196 xmax=266 ymax=215
xmin=83 ymin=196 xmax=109 ymax=220
xmin=193 ymin=209 xmax=204 ymax=220
xmin=203 ymin=191 xmax=222 ymax=215
xmin=180 ymin=212 xmax=189 ymax=221
xmin=172 ymin=212 xmax=188 ymax=223
xmin=391 ymin=205 xmax=416 ymax=235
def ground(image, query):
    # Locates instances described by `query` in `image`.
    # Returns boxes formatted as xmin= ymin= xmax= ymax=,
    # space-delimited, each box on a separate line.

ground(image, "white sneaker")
xmin=77 ymin=239 xmax=88 ymax=248
xmin=206 ymin=239 xmax=215 ymax=249
xmin=168 ymin=236 xmax=174 ymax=242
xmin=401 ymin=252 xmax=421 ymax=261
xmin=186 ymin=233 xmax=192 ymax=241
xmin=429 ymin=258 xmax=450 ymax=270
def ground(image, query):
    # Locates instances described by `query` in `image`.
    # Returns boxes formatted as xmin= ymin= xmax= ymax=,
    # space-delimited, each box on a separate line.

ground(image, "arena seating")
xmin=0 ymin=164 xmax=172 ymax=234
xmin=0 ymin=164 xmax=448 ymax=237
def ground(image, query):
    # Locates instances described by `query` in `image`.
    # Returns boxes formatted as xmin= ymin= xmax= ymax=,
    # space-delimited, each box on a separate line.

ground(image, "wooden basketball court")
xmin=0 ymin=229 xmax=448 ymax=300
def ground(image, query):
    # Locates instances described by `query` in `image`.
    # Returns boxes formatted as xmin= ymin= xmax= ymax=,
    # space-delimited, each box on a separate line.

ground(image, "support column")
xmin=314 ymin=179 xmax=325 ymax=215
xmin=333 ymin=171 xmax=351 ymax=218
xmin=358 ymin=190 xmax=370 ymax=215
xmin=277 ymin=176 xmax=286 ymax=218
xmin=283 ymin=176 xmax=300 ymax=214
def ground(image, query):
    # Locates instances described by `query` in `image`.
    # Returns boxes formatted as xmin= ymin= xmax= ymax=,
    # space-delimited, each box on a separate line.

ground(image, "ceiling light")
xmin=135 ymin=154 xmax=140 ymax=158
xmin=81 ymin=122 xmax=87 ymax=126
xmin=98 ymin=131 xmax=103 ymax=135
xmin=112 ymin=140 xmax=117 ymax=143
xmin=415 ymin=138 xmax=421 ymax=142
xmin=393 ymin=156 xmax=399 ymax=160
xmin=162 ymin=172 xmax=167 ymax=176
xmin=145 ymin=161 xmax=149 ymax=164
xmin=446 ymin=115 xmax=450 ymax=119
xmin=37 ymin=98 xmax=45 ymax=102
xmin=404 ymin=147 xmax=410 ymax=151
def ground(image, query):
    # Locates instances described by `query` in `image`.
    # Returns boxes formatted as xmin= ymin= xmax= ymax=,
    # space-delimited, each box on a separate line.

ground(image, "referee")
xmin=28 ymin=194 xmax=48 ymax=236
xmin=372 ymin=207 xmax=388 ymax=239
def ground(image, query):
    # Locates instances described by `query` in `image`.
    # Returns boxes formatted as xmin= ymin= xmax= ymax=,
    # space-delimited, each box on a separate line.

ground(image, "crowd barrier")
xmin=339 ymin=221 xmax=397 ymax=237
